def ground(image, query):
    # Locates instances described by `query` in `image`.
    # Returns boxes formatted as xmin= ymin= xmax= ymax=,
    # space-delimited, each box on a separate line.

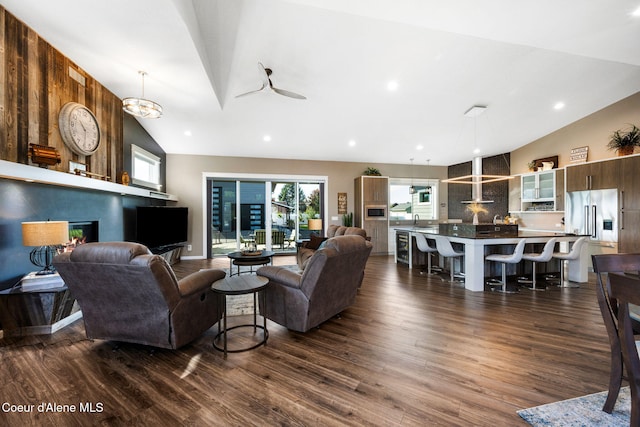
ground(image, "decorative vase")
xmin=618 ymin=146 xmax=635 ymax=156
xmin=473 ymin=213 xmax=479 ymax=225
xmin=121 ymin=171 xmax=130 ymax=186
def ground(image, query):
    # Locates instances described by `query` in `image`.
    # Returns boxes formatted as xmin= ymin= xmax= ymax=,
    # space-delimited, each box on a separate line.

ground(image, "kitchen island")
xmin=397 ymin=226 xmax=588 ymax=292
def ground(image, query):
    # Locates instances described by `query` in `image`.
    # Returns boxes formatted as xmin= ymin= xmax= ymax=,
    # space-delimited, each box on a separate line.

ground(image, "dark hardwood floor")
xmin=0 ymin=255 xmax=613 ymax=426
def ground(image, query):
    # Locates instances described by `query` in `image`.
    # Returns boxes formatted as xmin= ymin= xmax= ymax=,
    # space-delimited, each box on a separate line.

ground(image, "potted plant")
xmin=342 ymin=212 xmax=353 ymax=227
xmin=608 ymin=124 xmax=640 ymax=156
xmin=527 ymin=161 xmax=537 ymax=172
xmin=363 ymin=167 xmax=381 ymax=176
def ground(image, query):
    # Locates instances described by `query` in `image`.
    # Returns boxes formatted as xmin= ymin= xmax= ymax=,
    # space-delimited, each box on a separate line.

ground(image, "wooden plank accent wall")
xmin=0 ymin=6 xmax=123 ymax=182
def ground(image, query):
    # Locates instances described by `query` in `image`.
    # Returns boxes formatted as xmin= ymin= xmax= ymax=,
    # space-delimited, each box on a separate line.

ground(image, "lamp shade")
xmin=22 ymin=221 xmax=69 ymax=246
xmin=308 ymin=219 xmax=323 ymax=231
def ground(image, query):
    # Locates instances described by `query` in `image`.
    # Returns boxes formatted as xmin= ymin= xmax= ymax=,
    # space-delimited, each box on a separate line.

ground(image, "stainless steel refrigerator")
xmin=566 ymin=189 xmax=618 ymax=261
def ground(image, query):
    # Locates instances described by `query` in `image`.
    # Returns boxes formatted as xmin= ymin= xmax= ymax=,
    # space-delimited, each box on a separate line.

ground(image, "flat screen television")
xmin=135 ymin=206 xmax=188 ymax=250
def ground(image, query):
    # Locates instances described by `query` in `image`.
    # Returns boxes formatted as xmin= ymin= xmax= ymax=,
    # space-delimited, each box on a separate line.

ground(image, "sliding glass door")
xmin=207 ymin=176 xmax=325 ymax=257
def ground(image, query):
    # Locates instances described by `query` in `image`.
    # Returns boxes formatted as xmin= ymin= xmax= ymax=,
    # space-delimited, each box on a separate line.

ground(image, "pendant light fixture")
xmin=443 ymin=105 xmax=513 ymax=191
xmin=409 ymin=158 xmax=416 ymax=194
xmin=122 ymin=71 xmax=163 ymax=119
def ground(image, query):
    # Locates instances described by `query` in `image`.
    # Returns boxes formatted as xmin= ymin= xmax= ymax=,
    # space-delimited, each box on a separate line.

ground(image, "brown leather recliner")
xmin=53 ymin=242 xmax=225 ymax=349
xmin=296 ymin=225 xmax=367 ymax=269
xmin=257 ymin=235 xmax=373 ymax=332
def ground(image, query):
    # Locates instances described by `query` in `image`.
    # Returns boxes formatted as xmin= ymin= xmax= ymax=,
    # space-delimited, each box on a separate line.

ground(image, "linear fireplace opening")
xmin=68 ymin=221 xmax=99 ymax=248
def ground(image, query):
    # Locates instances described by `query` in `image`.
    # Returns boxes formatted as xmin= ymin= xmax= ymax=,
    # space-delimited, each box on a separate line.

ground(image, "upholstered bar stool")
xmin=433 ymin=235 xmax=464 ymax=282
xmin=414 ymin=233 xmax=438 ymax=275
xmin=519 ymin=238 xmax=557 ymax=291
xmin=552 ymin=236 xmax=588 ymax=288
xmin=485 ymin=239 xmax=527 ymax=293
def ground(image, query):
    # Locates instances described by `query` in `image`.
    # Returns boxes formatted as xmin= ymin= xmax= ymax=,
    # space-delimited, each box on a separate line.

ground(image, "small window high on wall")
xmin=131 ymin=144 xmax=162 ymax=191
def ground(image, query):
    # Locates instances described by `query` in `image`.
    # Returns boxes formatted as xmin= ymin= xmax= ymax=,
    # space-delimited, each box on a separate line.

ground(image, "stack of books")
xmin=20 ymin=271 xmax=65 ymax=292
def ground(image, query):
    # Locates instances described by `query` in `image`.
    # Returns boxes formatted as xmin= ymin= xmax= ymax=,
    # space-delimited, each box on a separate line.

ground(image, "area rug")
xmin=517 ymin=387 xmax=630 ymax=426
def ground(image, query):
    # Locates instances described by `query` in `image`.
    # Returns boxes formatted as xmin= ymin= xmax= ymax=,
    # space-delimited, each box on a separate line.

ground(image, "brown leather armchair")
xmin=53 ymin=242 xmax=225 ymax=349
xmin=257 ymin=235 xmax=372 ymax=332
xmin=296 ymin=225 xmax=367 ymax=269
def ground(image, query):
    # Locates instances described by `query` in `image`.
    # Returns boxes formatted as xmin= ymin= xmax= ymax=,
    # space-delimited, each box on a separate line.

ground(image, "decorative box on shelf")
xmin=19 ymin=271 xmax=66 ymax=292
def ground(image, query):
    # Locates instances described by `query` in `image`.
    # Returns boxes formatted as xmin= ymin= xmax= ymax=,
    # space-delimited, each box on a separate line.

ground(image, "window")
xmin=389 ymin=178 xmax=439 ymax=220
xmin=131 ymin=145 xmax=162 ymax=191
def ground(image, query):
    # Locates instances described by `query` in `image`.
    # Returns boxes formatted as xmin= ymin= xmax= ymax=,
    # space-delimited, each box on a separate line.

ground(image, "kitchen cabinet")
xmin=520 ymin=169 xmax=564 ymax=211
xmin=619 ymin=155 xmax=640 ymax=252
xmin=365 ymin=220 xmax=389 ymax=255
xmin=355 ymin=176 xmax=390 ymax=255
xmin=566 ymin=159 xmax=620 ymax=192
xmin=522 ymin=171 xmax=555 ymax=201
xmin=508 ymin=177 xmax=521 ymax=213
xmin=620 ymin=155 xmax=640 ymax=210
xmin=619 ymin=210 xmax=640 ymax=253
xmin=360 ymin=176 xmax=388 ymax=203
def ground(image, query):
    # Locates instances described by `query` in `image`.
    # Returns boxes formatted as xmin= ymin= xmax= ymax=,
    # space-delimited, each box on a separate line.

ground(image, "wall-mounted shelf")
xmin=0 ymin=159 xmax=177 ymax=201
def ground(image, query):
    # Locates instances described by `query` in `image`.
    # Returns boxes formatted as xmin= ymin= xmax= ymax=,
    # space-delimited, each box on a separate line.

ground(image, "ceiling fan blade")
xmin=235 ymin=83 xmax=266 ymax=98
xmin=271 ymin=86 xmax=306 ymax=100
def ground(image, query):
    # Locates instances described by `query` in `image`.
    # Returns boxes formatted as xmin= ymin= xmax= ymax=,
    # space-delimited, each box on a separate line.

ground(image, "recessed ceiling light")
xmin=184 ymin=130 xmax=192 ymax=136
xmin=348 ymin=139 xmax=356 ymax=147
xmin=473 ymin=147 xmax=481 ymax=154
xmin=416 ymin=144 xmax=424 ymax=150
xmin=387 ymin=81 xmax=398 ymax=91
xmin=263 ymin=135 xmax=272 ymax=142
xmin=632 ymin=6 xmax=640 ymax=16
xmin=554 ymin=102 xmax=565 ymax=110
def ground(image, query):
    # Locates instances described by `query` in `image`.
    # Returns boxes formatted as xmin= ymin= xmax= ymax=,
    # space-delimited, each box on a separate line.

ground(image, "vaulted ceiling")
xmin=3 ymin=0 xmax=640 ymax=166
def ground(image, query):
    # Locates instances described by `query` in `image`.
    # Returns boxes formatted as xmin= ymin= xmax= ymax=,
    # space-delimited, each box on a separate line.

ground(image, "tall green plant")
xmin=342 ymin=212 xmax=353 ymax=227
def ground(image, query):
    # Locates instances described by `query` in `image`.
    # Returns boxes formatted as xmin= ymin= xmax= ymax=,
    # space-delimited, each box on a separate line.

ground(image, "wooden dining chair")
xmin=592 ymin=253 xmax=640 ymax=414
xmin=608 ymin=271 xmax=640 ymax=427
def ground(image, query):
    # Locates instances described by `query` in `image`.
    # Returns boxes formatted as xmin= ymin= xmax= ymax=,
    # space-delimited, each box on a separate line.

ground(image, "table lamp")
xmin=22 ymin=220 xmax=69 ymax=275
xmin=308 ymin=219 xmax=323 ymax=235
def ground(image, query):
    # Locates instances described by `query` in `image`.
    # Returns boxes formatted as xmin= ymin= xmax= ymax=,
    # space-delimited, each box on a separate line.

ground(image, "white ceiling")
xmin=3 ymin=0 xmax=640 ymax=166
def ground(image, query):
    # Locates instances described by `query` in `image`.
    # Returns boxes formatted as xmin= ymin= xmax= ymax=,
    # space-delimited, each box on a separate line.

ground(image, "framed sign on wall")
xmin=338 ymin=192 xmax=347 ymax=214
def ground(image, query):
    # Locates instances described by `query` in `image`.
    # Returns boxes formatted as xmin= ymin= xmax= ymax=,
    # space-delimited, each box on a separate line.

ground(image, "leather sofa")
xmin=53 ymin=242 xmax=225 ymax=349
xmin=257 ymin=235 xmax=373 ymax=332
xmin=296 ymin=224 xmax=367 ymax=269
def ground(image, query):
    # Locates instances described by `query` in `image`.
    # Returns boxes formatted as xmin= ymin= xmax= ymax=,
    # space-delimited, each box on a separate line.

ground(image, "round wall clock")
xmin=58 ymin=102 xmax=101 ymax=156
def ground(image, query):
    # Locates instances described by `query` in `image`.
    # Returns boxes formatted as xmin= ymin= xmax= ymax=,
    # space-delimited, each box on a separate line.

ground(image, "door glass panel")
xmin=240 ymin=181 xmax=266 ymax=250
xmin=300 ymin=182 xmax=323 ymax=239
xmin=270 ymin=182 xmax=323 ymax=252
xmin=209 ymin=180 xmax=237 ymax=256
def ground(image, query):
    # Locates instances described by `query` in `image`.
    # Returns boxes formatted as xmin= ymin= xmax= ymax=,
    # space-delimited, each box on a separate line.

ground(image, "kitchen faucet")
xmin=493 ymin=214 xmax=502 ymax=225
xmin=414 ymin=214 xmax=420 ymax=225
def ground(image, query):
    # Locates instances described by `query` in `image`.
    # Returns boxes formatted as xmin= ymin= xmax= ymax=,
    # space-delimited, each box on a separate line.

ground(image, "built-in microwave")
xmin=365 ymin=205 xmax=387 ymax=220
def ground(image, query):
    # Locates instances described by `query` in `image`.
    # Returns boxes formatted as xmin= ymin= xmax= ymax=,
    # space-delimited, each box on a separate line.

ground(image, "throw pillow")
xmin=306 ymin=234 xmax=327 ymax=250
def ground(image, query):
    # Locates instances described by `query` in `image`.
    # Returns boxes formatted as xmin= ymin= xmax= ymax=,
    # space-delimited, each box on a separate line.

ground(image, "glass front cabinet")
xmin=520 ymin=170 xmax=563 ymax=212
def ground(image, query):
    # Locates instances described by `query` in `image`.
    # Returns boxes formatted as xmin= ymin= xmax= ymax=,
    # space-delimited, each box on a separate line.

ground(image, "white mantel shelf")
xmin=0 ymin=159 xmax=178 ymax=201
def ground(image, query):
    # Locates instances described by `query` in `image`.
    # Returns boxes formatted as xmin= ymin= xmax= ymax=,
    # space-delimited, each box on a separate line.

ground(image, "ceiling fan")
xmin=236 ymin=62 xmax=306 ymax=100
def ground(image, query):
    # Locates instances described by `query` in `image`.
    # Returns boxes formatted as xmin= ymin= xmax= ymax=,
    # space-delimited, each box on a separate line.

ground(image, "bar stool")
xmin=485 ymin=239 xmax=527 ymax=293
xmin=433 ymin=235 xmax=464 ymax=282
xmin=552 ymin=236 xmax=588 ymax=288
xmin=519 ymin=238 xmax=557 ymax=291
xmin=414 ymin=233 xmax=438 ymax=275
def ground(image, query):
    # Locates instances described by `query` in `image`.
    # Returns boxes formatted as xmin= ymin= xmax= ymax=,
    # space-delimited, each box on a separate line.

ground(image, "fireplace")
xmin=68 ymin=221 xmax=99 ymax=248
